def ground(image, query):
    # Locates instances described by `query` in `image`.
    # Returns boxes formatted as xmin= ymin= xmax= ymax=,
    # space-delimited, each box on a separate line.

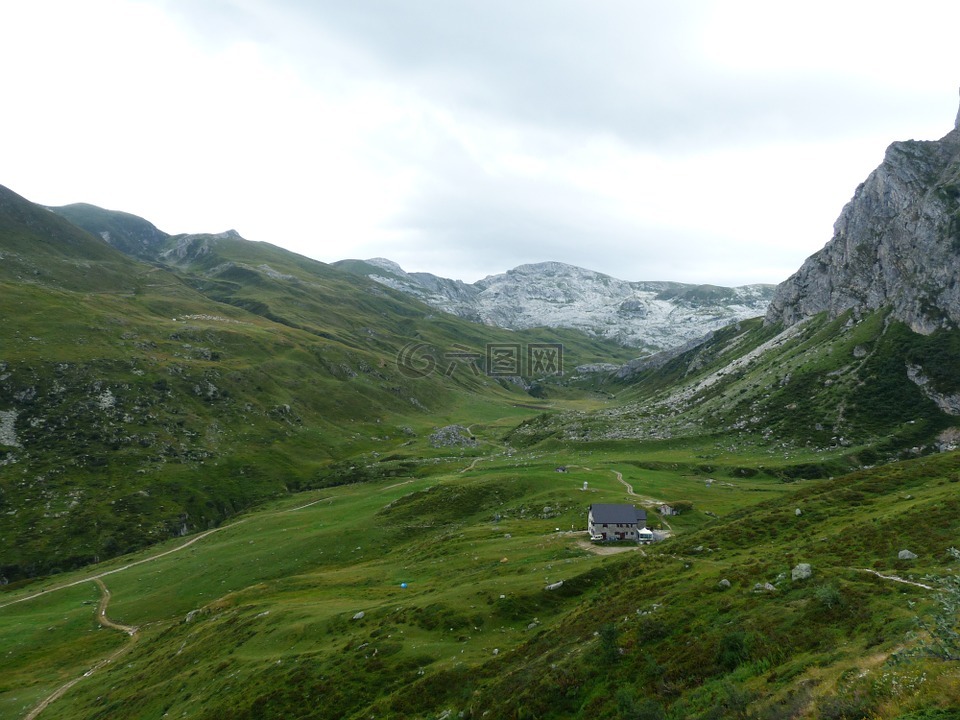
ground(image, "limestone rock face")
xmin=766 ymin=102 xmax=960 ymax=333
xmin=355 ymin=259 xmax=774 ymax=351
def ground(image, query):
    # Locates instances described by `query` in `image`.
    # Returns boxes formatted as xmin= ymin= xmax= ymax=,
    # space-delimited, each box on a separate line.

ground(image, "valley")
xmin=2 ymin=432 xmax=958 ymax=719
xmin=4 ymin=99 xmax=960 ymax=718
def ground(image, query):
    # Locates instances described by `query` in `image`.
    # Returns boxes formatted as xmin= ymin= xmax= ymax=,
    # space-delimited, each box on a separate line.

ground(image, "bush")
xmin=600 ymin=623 xmax=620 ymax=664
xmin=815 ymin=583 xmax=842 ymax=611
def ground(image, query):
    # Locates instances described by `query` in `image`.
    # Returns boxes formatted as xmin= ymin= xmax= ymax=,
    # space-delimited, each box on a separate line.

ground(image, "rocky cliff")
xmin=766 ymin=96 xmax=960 ymax=333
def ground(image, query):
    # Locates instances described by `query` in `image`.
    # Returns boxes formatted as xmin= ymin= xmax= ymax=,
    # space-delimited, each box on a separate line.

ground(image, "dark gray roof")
xmin=590 ymin=503 xmax=646 ymax=524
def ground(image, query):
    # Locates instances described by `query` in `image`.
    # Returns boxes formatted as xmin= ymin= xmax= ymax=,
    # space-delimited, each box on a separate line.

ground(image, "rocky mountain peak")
xmin=955 ymin=86 xmax=960 ymax=131
xmin=344 ymin=258 xmax=774 ymax=350
xmin=365 ymin=257 xmax=408 ymax=276
xmin=766 ymin=95 xmax=960 ymax=333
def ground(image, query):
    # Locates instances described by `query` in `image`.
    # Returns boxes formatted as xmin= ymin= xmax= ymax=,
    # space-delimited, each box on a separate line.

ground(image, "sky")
xmin=2 ymin=1 xmax=959 ymax=286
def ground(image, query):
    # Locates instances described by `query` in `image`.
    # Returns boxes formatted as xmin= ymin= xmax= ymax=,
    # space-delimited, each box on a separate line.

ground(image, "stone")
xmin=791 ymin=563 xmax=812 ymax=581
xmin=898 ymin=549 xmax=918 ymax=560
xmin=544 ymin=580 xmax=564 ymax=591
xmin=795 ymin=508 xmax=802 ymax=516
xmin=428 ymin=424 xmax=478 ymax=448
xmin=718 ymin=578 xmax=731 ymax=589
xmin=352 ymin=611 xmax=365 ymax=620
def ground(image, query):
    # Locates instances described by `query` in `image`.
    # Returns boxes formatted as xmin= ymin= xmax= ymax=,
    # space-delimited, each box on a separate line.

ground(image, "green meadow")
xmin=3 ymin=435 xmax=959 ymax=719
xmin=5 ymin=187 xmax=960 ymax=718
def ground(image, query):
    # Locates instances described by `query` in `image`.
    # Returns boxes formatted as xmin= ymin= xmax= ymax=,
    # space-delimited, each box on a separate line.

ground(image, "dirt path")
xmin=576 ymin=539 xmax=646 ymax=556
xmin=0 ymin=525 xmax=230 ymax=612
xmin=460 ymin=457 xmax=483 ymax=473
xmin=611 ymin=470 xmax=672 ymax=532
xmin=22 ymin=646 xmax=132 ymax=720
xmin=93 ymin=579 xmax=138 ymax=636
xmin=282 ymin=496 xmax=334 ymax=512
xmin=2 ymin=491 xmax=340 ymax=613
xmin=24 ymin=579 xmax=139 ymax=720
xmin=856 ymin=568 xmax=934 ymax=590
xmin=382 ymin=479 xmax=415 ymax=491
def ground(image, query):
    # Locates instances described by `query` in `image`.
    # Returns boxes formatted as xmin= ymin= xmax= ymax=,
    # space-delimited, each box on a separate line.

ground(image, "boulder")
xmin=898 ymin=549 xmax=918 ymax=560
xmin=791 ymin=563 xmax=812 ymax=581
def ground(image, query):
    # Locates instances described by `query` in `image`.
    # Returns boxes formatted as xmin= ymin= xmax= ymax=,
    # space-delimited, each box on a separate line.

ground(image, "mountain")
xmin=47 ymin=202 xmax=170 ymax=260
xmin=335 ymin=258 xmax=775 ymax=351
xmin=517 ymin=100 xmax=960 ymax=462
xmin=0 ymin=186 xmax=145 ymax=292
xmin=767 ymin=111 xmax=960 ymax=333
xmin=1 ymin=186 xmax=634 ymax=580
xmin=7 ymin=95 xmax=960 ymax=720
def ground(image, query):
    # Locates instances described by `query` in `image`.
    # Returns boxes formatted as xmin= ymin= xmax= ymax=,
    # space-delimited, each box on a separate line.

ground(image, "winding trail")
xmin=24 ymin=579 xmax=139 ymax=720
xmin=11 ymin=491 xmax=344 ymax=719
xmin=856 ymin=568 xmax=934 ymax=590
xmin=2 ymin=492 xmax=338 ymax=613
xmin=460 ymin=457 xmax=483 ymax=473
xmin=611 ymin=470 xmax=672 ymax=532
xmin=282 ymin=496 xmax=334 ymax=513
xmin=611 ymin=469 xmax=666 ymax=502
xmin=14 ymin=491 xmax=342 ymax=718
xmin=93 ymin=579 xmax=138 ymax=636
xmin=0 ymin=525 xmax=229 ymax=611
xmin=382 ymin=479 xmax=415 ymax=491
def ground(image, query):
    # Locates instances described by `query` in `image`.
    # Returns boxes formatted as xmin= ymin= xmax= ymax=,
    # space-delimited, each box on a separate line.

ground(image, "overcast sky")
xmin=3 ymin=1 xmax=959 ymax=285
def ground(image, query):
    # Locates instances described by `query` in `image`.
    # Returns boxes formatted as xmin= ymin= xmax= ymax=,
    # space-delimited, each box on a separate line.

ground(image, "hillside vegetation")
xmin=2 ymin=183 xmax=960 ymax=718
xmin=2 ymin=442 xmax=959 ymax=719
xmin=0 ymin=186 xmax=633 ymax=580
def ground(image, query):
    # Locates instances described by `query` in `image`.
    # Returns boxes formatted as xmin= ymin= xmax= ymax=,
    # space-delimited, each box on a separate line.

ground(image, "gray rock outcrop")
xmin=791 ymin=563 xmax=812 ymax=581
xmin=766 ymin=93 xmax=960 ymax=333
xmin=898 ymin=549 xmax=918 ymax=560
xmin=348 ymin=259 xmax=774 ymax=350
xmin=428 ymin=424 xmax=478 ymax=448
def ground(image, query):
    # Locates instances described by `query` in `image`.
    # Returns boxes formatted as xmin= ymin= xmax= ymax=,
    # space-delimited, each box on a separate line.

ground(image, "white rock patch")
xmin=0 ymin=410 xmax=20 ymax=447
xmin=97 ymin=390 xmax=116 ymax=410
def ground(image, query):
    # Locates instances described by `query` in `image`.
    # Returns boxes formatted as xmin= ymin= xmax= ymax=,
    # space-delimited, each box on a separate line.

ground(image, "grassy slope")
xmin=518 ymin=310 xmax=960 ymax=467
xmin=1 ymin=445 xmax=958 ymax=719
xmin=3 ymin=191 xmax=957 ymax=717
xmin=46 ymin=202 xmax=169 ymax=260
xmin=0 ymin=189 xmax=635 ymax=580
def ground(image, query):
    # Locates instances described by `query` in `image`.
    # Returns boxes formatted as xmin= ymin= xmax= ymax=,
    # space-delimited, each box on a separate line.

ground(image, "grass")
xmin=3 ymin=447 xmax=959 ymax=718
xmin=0 ymin=239 xmax=632 ymax=581
xmin=5 ymin=186 xmax=960 ymax=717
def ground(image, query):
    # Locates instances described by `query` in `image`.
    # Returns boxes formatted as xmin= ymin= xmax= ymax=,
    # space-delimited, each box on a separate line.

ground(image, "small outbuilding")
xmin=588 ymin=503 xmax=647 ymax=542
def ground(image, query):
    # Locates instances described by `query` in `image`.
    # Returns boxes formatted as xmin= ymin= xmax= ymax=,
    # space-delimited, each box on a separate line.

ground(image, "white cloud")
xmin=2 ymin=0 xmax=959 ymax=287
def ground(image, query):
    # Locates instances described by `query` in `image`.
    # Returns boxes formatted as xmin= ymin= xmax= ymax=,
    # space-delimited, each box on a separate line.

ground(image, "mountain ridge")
xmin=336 ymin=257 xmax=775 ymax=350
